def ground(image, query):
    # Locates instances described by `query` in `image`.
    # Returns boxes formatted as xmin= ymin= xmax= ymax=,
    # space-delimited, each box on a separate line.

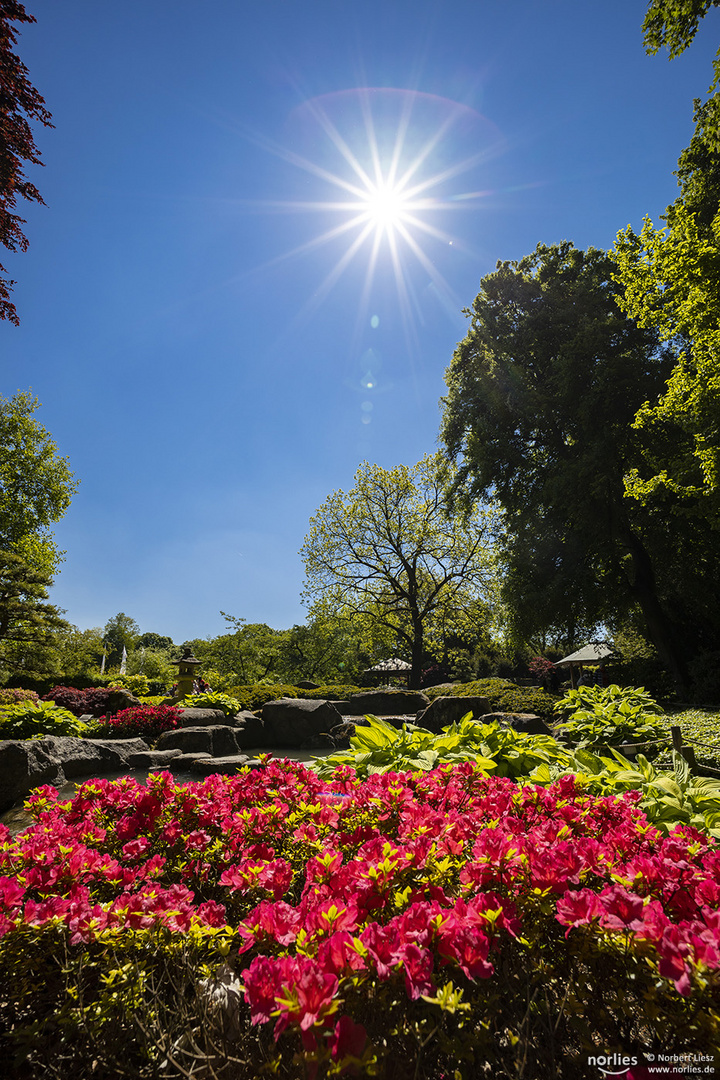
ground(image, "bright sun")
xmin=247 ymin=89 xmax=501 ymax=330
xmin=362 ymin=182 xmax=409 ymax=231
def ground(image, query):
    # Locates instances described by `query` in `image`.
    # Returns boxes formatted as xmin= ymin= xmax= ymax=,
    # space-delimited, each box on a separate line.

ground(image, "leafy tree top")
xmin=0 ymin=390 xmax=78 ymax=548
xmin=300 ymin=453 xmax=499 ymax=688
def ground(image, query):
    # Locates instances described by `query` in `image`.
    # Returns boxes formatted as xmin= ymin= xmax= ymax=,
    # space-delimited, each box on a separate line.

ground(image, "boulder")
xmin=102 ymin=687 xmax=143 ymax=714
xmin=233 ymin=711 xmax=266 ymax=747
xmin=480 ymin=712 xmax=553 ymax=737
xmin=415 ymin=696 xmax=492 ymax=733
xmin=260 ymin=698 xmax=343 ymax=747
xmin=0 ymin=736 xmax=149 ymax=811
xmin=342 ymin=690 xmax=430 ymax=716
xmin=178 ymin=708 xmax=229 ymax=727
xmin=43 ymin=737 xmax=149 ymax=777
xmin=166 ymin=752 xmax=213 ymax=772
xmin=154 ymin=726 xmax=246 ymax=756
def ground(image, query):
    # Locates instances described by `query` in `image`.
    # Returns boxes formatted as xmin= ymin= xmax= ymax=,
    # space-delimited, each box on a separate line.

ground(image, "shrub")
xmin=1 ymin=764 xmax=718 ymax=1077
xmin=527 ymin=656 xmax=555 ymax=681
xmin=0 ymin=700 xmax=89 ymax=739
xmin=42 ymin=685 xmax=122 ymax=717
xmin=424 ymin=678 xmax=559 ymax=718
xmin=109 ymin=674 xmax=150 ymax=696
xmin=0 ymin=687 xmax=39 ymax=706
xmin=302 ymin=683 xmax=363 ymax=700
xmin=179 ymin=691 xmax=241 ymax=716
xmin=226 ymin=683 xmax=363 ymax=711
xmin=93 ymin=704 xmax=181 ymax=739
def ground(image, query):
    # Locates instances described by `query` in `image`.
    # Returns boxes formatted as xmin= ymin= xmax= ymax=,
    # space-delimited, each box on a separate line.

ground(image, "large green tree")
xmin=614 ymin=96 xmax=720 ymax=525
xmin=439 ymin=241 xmax=712 ymax=692
xmin=102 ymin=612 xmax=140 ymax=668
xmin=0 ymin=391 xmax=77 ymax=671
xmin=0 ymin=390 xmax=77 ymax=550
xmin=0 ymin=548 xmax=68 ymax=676
xmin=300 ymin=453 xmax=498 ymax=689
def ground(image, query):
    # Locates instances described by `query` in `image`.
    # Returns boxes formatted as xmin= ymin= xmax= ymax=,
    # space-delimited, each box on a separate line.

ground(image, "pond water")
xmin=0 ymin=747 xmax=334 ymax=837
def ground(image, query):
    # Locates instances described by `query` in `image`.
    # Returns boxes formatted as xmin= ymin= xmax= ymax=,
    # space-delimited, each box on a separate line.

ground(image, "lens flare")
xmin=240 ymin=89 xmax=505 ymax=339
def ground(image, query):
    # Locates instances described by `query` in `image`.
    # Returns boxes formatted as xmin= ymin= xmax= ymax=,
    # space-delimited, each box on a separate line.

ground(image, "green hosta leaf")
xmin=650 ymin=776 xmax=683 ymax=800
xmin=529 ymin=762 xmax=552 ymax=783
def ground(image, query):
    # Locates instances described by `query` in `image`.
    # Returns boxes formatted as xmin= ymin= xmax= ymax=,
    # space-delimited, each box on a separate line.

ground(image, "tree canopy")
xmin=0 ymin=1 xmax=52 ymax=325
xmin=300 ymin=454 xmax=498 ymax=689
xmin=439 ymin=241 xmax=713 ymax=691
xmin=0 ymin=390 xmax=78 ymax=549
xmin=614 ymin=89 xmax=720 ymax=525
xmin=102 ymin=612 xmax=140 ymax=667
xmin=643 ymin=0 xmax=720 ymax=62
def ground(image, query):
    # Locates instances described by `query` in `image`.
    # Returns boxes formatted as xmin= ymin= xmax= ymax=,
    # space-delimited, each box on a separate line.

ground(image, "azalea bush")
xmin=93 ymin=704 xmax=181 ymax=739
xmin=1 ymin=761 xmax=719 ymax=1078
xmin=0 ymin=699 xmax=89 ymax=739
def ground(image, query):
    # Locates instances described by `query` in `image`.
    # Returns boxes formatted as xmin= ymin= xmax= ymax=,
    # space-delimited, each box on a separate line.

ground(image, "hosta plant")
xmin=178 ymin=691 xmax=241 ymax=716
xmin=0 ymin=700 xmax=89 ymax=739
xmin=554 ymin=683 xmax=668 ymax=746
xmin=312 ymin=714 xmax=576 ymax=780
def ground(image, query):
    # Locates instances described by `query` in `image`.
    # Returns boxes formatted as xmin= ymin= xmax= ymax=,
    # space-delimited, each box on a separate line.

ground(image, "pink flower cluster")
xmin=0 ymin=760 xmax=719 ymax=1066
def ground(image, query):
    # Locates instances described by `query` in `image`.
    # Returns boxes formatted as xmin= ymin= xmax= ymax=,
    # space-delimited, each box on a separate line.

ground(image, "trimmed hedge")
xmin=225 ymin=683 xmax=364 ymax=711
xmin=424 ymin=678 xmax=559 ymax=719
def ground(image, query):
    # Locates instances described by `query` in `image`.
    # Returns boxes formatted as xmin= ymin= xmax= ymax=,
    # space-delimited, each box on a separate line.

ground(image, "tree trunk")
xmin=410 ymin=617 xmax=424 ymax=690
xmin=622 ymin=528 xmax=690 ymax=695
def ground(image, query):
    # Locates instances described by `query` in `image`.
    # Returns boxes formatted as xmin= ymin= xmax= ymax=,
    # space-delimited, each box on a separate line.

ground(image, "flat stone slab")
xmin=189 ymin=755 xmax=262 ymax=775
xmin=127 ymin=749 xmax=184 ymax=767
xmin=166 ymin=753 xmax=213 ymax=772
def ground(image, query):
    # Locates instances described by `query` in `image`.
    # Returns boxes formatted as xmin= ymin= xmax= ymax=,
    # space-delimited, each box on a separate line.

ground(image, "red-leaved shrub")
xmin=42 ymin=686 xmax=118 ymax=717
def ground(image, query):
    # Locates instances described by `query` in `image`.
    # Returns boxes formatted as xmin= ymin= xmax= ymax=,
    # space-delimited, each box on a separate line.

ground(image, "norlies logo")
xmin=588 ymin=1054 xmax=639 ymax=1076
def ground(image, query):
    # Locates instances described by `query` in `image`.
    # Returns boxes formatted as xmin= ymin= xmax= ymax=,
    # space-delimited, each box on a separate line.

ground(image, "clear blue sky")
xmin=3 ymin=0 xmax=717 ymax=643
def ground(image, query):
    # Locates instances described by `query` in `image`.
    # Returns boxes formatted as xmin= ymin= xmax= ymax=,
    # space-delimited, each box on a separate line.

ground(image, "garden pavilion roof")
xmin=554 ymin=643 xmax=615 ymax=667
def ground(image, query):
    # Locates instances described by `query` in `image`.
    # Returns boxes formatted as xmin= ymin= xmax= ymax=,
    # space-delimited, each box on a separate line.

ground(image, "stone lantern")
xmin=172 ymin=646 xmax=201 ymax=700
